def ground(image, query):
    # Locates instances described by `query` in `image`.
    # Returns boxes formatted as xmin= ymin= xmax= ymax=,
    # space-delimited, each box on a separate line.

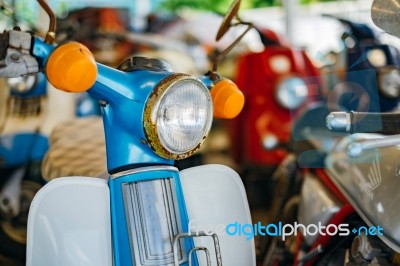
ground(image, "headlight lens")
xmin=7 ymin=74 xmax=36 ymax=94
xmin=378 ymin=67 xmax=400 ymax=98
xmin=276 ymin=77 xmax=307 ymax=109
xmin=144 ymin=74 xmax=213 ymax=160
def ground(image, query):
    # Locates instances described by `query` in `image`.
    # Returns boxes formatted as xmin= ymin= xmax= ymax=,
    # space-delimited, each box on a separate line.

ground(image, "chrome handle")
xmin=188 ymin=247 xmax=211 ymax=266
xmin=326 ymin=112 xmax=351 ymax=132
xmin=173 ymin=231 xmax=222 ymax=266
xmin=347 ymin=134 xmax=400 ymax=157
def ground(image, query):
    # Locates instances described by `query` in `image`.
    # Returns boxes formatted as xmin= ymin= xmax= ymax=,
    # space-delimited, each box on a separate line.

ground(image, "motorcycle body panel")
xmin=180 ymin=164 xmax=256 ymax=266
xmin=0 ymin=133 xmax=48 ymax=167
xmin=26 ymin=165 xmax=255 ymax=266
xmin=298 ymin=172 xmax=343 ymax=245
xmin=87 ymin=62 xmax=175 ymax=172
xmin=232 ymin=34 xmax=319 ymax=167
xmin=326 ymin=133 xmax=400 ymax=252
xmin=26 ymin=177 xmax=112 ymax=266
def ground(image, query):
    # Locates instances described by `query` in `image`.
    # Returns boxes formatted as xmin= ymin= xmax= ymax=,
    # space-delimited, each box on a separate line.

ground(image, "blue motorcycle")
xmin=0 ymin=0 xmax=255 ymax=265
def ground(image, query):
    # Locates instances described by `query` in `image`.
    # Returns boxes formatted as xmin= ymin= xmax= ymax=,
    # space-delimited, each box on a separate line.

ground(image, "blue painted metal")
xmin=32 ymin=37 xmax=54 ymax=67
xmin=9 ymin=73 xmax=47 ymax=98
xmin=0 ymin=133 xmax=48 ymax=167
xmin=109 ymin=168 xmax=195 ymax=266
xmin=75 ymin=93 xmax=101 ymax=117
xmin=90 ymin=63 xmax=175 ymax=172
xmin=197 ymin=76 xmax=213 ymax=89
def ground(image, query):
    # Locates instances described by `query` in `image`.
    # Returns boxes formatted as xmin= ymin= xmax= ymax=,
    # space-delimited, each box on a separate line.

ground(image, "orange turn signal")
xmin=210 ymin=79 xmax=245 ymax=119
xmin=46 ymin=42 xmax=97 ymax=93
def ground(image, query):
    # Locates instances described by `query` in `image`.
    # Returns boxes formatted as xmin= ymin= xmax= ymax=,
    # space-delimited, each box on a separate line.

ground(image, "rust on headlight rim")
xmin=143 ymin=73 xmax=211 ymax=160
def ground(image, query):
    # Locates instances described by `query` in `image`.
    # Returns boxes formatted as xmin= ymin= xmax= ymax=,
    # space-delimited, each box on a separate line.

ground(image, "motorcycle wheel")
xmin=0 ymin=180 xmax=41 ymax=260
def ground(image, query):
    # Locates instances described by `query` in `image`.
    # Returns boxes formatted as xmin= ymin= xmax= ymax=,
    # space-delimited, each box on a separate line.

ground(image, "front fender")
xmin=26 ymin=176 xmax=112 ymax=266
xmin=180 ymin=164 xmax=256 ymax=266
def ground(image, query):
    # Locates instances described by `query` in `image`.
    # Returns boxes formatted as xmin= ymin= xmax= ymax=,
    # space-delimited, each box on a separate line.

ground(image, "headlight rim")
xmin=377 ymin=65 xmax=400 ymax=99
xmin=143 ymin=73 xmax=213 ymax=160
xmin=275 ymin=75 xmax=308 ymax=110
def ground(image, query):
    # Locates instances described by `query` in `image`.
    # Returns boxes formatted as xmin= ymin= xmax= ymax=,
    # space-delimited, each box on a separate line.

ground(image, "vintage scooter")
xmin=230 ymin=24 xmax=321 ymax=209
xmin=0 ymin=0 xmax=255 ymax=265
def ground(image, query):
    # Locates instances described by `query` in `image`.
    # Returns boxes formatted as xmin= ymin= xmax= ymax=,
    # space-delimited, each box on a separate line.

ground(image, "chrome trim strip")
xmin=111 ymin=165 xmax=178 ymax=179
xmin=123 ymin=177 xmax=185 ymax=265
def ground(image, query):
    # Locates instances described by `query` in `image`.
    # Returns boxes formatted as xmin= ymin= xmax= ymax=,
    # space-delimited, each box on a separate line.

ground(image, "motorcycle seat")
xmin=42 ymin=117 xmax=107 ymax=181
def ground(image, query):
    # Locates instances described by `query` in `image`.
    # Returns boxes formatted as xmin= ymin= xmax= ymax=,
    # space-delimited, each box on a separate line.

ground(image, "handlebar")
xmin=326 ymin=111 xmax=400 ymax=135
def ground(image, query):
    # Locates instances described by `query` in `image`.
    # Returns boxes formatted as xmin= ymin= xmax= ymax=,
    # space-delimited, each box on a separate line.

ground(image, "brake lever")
xmin=347 ymin=134 xmax=400 ymax=157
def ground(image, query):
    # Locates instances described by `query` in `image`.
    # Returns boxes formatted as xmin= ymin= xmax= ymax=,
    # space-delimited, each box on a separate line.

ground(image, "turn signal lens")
xmin=46 ymin=42 xmax=97 ymax=93
xmin=210 ymin=79 xmax=244 ymax=119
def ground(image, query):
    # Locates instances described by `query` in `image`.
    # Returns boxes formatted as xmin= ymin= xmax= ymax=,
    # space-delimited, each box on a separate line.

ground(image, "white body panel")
xmin=26 ymin=177 xmax=112 ymax=266
xmin=180 ymin=164 xmax=256 ymax=266
xmin=26 ymin=165 xmax=255 ymax=266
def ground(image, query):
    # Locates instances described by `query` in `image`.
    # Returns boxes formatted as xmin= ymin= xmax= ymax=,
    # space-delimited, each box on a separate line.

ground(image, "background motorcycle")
xmin=229 ymin=24 xmax=321 ymax=211
xmin=262 ymin=13 xmax=400 ymax=266
xmin=0 ymin=3 xmax=101 ymax=261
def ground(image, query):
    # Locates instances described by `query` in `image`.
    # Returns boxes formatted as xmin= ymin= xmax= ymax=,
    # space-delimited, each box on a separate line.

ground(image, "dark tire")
xmin=261 ymin=195 xmax=300 ymax=266
xmin=0 ymin=180 xmax=41 ymax=260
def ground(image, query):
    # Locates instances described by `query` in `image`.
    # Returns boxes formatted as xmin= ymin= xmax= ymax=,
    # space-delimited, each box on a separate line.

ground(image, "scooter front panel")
xmin=109 ymin=166 xmax=195 ymax=266
xmin=26 ymin=176 xmax=112 ymax=266
xmin=180 ymin=164 xmax=256 ymax=266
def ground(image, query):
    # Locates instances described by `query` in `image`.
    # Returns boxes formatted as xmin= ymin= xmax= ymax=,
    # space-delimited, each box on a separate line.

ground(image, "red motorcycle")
xmin=230 ymin=27 xmax=321 ymax=209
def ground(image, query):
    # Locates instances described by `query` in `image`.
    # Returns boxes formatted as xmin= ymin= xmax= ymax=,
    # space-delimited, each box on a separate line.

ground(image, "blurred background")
xmin=1 ymin=0 xmax=400 ymax=265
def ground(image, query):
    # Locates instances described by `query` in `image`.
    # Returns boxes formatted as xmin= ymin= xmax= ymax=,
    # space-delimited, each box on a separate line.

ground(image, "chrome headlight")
xmin=276 ymin=77 xmax=307 ymax=109
xmin=144 ymin=74 xmax=213 ymax=160
xmin=7 ymin=74 xmax=37 ymax=94
xmin=378 ymin=67 xmax=400 ymax=98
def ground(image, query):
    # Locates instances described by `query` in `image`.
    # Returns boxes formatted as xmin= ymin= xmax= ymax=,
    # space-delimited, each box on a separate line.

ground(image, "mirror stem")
xmin=37 ymin=0 xmax=56 ymax=44
xmin=212 ymin=23 xmax=253 ymax=73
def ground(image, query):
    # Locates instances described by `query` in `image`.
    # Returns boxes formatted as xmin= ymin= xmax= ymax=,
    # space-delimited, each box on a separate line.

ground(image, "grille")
xmin=123 ymin=178 xmax=186 ymax=266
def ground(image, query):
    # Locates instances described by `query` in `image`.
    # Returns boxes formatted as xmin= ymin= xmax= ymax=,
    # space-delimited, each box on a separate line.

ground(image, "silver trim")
xmin=298 ymin=173 xmax=342 ymax=246
xmin=188 ymin=247 xmax=211 ymax=266
xmin=326 ymin=112 xmax=351 ymax=132
xmin=173 ymin=232 xmax=222 ymax=266
xmin=123 ymin=177 xmax=186 ymax=265
xmin=111 ymin=165 xmax=178 ymax=179
xmin=347 ymin=134 xmax=400 ymax=158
